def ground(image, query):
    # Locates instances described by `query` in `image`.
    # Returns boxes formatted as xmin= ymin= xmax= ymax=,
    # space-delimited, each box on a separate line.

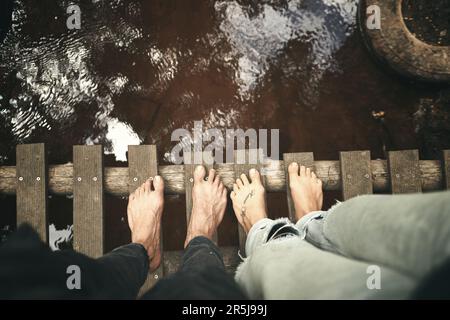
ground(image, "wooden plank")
xmin=1 ymin=160 xmax=446 ymax=197
xmin=340 ymin=151 xmax=373 ymax=200
xmin=443 ymin=150 xmax=450 ymax=190
xmin=234 ymin=149 xmax=265 ymax=257
xmin=73 ymin=145 xmax=104 ymax=258
xmin=283 ymin=153 xmax=314 ymax=221
xmin=388 ymin=150 xmax=422 ymax=194
xmin=16 ymin=144 xmax=48 ymax=242
xmin=184 ymin=150 xmax=217 ymax=244
xmin=128 ymin=145 xmax=162 ymax=294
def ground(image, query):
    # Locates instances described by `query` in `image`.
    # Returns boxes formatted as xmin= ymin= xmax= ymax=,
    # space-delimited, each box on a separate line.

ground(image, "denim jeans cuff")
xmin=296 ymin=211 xmax=324 ymax=230
xmin=245 ymin=218 xmax=298 ymax=256
xmin=186 ymin=236 xmax=222 ymax=260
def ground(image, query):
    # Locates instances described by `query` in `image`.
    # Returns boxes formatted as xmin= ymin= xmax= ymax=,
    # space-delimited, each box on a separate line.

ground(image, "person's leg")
xmin=94 ymin=243 xmax=149 ymax=298
xmin=126 ymin=176 xmax=165 ymax=272
xmin=299 ymin=191 xmax=450 ymax=280
xmin=286 ymin=162 xmax=450 ymax=281
xmin=231 ymin=168 xmax=301 ymax=255
xmin=81 ymin=176 xmax=167 ymax=298
xmin=0 ymin=177 xmax=165 ymax=299
xmin=231 ymin=168 xmax=415 ymax=299
xmin=143 ymin=166 xmax=245 ymax=299
xmin=236 ymin=237 xmax=415 ymax=299
xmin=144 ymin=235 xmax=246 ymax=300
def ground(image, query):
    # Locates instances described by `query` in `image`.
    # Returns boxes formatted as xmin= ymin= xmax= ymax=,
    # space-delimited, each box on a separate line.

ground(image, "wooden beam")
xmin=388 ymin=150 xmax=422 ymax=194
xmin=184 ymin=150 xmax=217 ymax=244
xmin=234 ymin=149 xmax=265 ymax=257
xmin=340 ymin=151 xmax=373 ymax=200
xmin=0 ymin=160 xmax=445 ymax=196
xmin=16 ymin=144 xmax=48 ymax=242
xmin=128 ymin=145 xmax=163 ymax=293
xmin=73 ymin=145 xmax=104 ymax=258
xmin=283 ymin=153 xmax=315 ymax=221
xmin=443 ymin=150 xmax=450 ymax=190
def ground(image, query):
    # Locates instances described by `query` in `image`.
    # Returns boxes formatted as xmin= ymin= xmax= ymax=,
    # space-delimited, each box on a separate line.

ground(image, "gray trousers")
xmin=235 ymin=191 xmax=450 ymax=299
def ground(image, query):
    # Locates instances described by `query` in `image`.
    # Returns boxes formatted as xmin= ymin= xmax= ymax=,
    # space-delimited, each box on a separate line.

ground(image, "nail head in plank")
xmin=234 ymin=149 xmax=265 ymax=257
xmin=388 ymin=150 xmax=421 ymax=194
xmin=184 ymin=150 xmax=217 ymax=243
xmin=283 ymin=152 xmax=314 ymax=222
xmin=73 ymin=145 xmax=104 ymax=258
xmin=443 ymin=150 xmax=450 ymax=190
xmin=16 ymin=144 xmax=48 ymax=242
xmin=128 ymin=145 xmax=163 ymax=294
xmin=340 ymin=151 xmax=373 ymax=200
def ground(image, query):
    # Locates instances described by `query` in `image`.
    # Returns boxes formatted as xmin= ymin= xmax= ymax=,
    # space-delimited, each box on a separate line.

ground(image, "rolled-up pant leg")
xmin=297 ymin=191 xmax=450 ymax=280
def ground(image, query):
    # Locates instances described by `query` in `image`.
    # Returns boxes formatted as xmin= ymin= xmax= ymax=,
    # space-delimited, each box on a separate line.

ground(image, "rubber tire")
xmin=359 ymin=0 xmax=450 ymax=83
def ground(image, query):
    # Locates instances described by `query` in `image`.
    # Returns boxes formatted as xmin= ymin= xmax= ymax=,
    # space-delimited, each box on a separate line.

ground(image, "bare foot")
xmin=127 ymin=176 xmax=164 ymax=272
xmin=184 ymin=166 xmax=227 ymax=248
xmin=230 ymin=169 xmax=268 ymax=234
xmin=288 ymin=162 xmax=323 ymax=221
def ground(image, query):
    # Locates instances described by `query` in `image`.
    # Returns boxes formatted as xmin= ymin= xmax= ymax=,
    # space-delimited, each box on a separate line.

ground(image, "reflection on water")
xmin=216 ymin=0 xmax=356 ymax=104
xmin=0 ymin=0 xmax=449 ymax=248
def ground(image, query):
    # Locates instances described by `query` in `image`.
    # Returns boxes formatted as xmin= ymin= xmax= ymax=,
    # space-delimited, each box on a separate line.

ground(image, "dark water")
xmin=1 ymin=0 xmax=449 ymax=250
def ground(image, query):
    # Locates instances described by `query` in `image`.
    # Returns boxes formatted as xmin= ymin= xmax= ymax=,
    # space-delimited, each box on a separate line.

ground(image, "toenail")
xmin=149 ymin=177 xmax=153 ymax=181
xmin=250 ymin=168 xmax=256 ymax=175
xmin=155 ymin=176 xmax=161 ymax=181
xmin=292 ymin=162 xmax=298 ymax=167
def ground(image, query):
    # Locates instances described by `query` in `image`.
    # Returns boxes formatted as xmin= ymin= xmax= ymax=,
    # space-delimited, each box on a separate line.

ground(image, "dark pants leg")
xmin=1 ymin=225 xmax=244 ymax=299
xmin=142 ymin=236 xmax=246 ymax=300
xmin=0 ymin=224 xmax=148 ymax=299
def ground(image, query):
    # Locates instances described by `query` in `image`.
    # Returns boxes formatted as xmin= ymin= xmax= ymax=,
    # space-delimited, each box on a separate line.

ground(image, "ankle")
xmin=185 ymin=228 xmax=213 ymax=248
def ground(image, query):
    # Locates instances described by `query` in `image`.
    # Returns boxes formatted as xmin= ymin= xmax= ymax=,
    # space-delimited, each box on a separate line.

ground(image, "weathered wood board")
xmin=340 ymin=151 xmax=373 ymax=200
xmin=388 ymin=150 xmax=421 ymax=194
xmin=16 ymin=144 xmax=48 ymax=242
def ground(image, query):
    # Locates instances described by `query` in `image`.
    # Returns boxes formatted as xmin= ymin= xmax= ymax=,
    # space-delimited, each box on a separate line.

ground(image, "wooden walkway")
xmin=2 ymin=144 xmax=450 ymax=291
